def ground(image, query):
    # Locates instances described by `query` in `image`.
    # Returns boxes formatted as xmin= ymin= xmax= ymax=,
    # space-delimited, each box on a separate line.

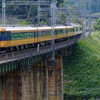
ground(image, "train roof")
xmin=0 ymin=25 xmax=79 ymax=32
xmin=6 ymin=27 xmax=37 ymax=33
xmin=70 ymin=23 xmax=82 ymax=27
xmin=0 ymin=27 xmax=6 ymax=32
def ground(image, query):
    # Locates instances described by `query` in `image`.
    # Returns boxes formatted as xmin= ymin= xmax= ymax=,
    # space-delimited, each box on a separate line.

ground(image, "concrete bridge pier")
xmin=61 ymin=46 xmax=72 ymax=56
xmin=48 ymin=56 xmax=63 ymax=100
xmin=0 ymin=55 xmax=63 ymax=100
xmin=0 ymin=71 xmax=22 ymax=100
xmin=21 ymin=63 xmax=49 ymax=100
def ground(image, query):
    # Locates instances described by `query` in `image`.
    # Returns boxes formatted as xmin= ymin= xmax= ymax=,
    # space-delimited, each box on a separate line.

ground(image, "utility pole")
xmin=51 ymin=0 xmax=56 ymax=63
xmin=88 ymin=13 xmax=91 ymax=34
xmin=38 ymin=0 xmax=41 ymax=26
xmin=2 ymin=0 xmax=6 ymax=26
xmin=89 ymin=0 xmax=92 ymax=34
xmin=65 ymin=0 xmax=68 ymax=24
xmin=4 ymin=0 xmax=50 ymax=26
xmin=66 ymin=0 xmax=71 ymax=25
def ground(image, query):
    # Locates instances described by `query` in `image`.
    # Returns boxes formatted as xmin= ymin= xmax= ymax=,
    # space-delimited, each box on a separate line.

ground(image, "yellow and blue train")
xmin=0 ymin=25 xmax=82 ymax=52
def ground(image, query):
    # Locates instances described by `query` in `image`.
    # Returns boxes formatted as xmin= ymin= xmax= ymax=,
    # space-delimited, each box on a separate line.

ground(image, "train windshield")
xmin=0 ymin=32 xmax=8 ymax=41
xmin=0 ymin=32 xmax=5 ymax=36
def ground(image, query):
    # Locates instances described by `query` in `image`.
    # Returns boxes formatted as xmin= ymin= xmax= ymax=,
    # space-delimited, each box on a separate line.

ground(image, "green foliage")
xmin=57 ymin=0 xmax=64 ymax=7
xmin=17 ymin=21 xmax=29 ymax=25
xmin=0 ymin=0 xmax=100 ymax=14
xmin=40 ymin=21 xmax=47 ymax=25
xmin=94 ymin=18 xmax=100 ymax=31
xmin=63 ymin=31 xmax=100 ymax=99
xmin=57 ymin=12 xmax=66 ymax=24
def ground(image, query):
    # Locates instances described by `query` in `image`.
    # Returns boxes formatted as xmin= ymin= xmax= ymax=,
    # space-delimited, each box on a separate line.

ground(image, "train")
xmin=0 ymin=24 xmax=82 ymax=53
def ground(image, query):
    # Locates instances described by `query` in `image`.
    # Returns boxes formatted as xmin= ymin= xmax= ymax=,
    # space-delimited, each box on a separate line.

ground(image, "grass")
xmin=63 ymin=31 xmax=100 ymax=99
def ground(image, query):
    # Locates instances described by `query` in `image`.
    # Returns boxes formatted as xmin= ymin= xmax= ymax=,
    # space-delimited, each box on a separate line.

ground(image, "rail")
xmin=0 ymin=37 xmax=80 ymax=65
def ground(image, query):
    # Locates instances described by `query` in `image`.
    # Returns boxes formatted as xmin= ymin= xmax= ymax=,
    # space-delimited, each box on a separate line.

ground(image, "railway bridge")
xmin=0 ymin=35 xmax=81 ymax=100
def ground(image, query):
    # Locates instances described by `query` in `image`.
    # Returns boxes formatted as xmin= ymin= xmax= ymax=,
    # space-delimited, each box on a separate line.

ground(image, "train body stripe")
xmin=0 ymin=32 xmax=82 ymax=48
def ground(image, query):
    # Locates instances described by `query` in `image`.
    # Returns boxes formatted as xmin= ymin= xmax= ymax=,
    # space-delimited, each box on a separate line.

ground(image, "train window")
xmin=38 ymin=31 xmax=43 ymax=37
xmin=66 ymin=29 xmax=68 ymax=33
xmin=40 ymin=31 xmax=45 ymax=37
xmin=76 ymin=27 xmax=78 ymax=31
xmin=68 ymin=28 xmax=74 ymax=33
xmin=63 ymin=29 xmax=65 ymax=34
xmin=55 ymin=30 xmax=57 ymax=35
xmin=46 ymin=30 xmax=51 ymax=36
xmin=0 ymin=32 xmax=5 ymax=36
xmin=40 ymin=30 xmax=51 ymax=37
xmin=56 ymin=29 xmax=63 ymax=34
xmin=11 ymin=32 xmax=35 ymax=40
xmin=70 ymin=29 xmax=72 ymax=32
xmin=0 ymin=32 xmax=2 ymax=35
xmin=80 ymin=27 xmax=82 ymax=31
xmin=68 ymin=29 xmax=70 ymax=32
xmin=38 ymin=31 xmax=41 ymax=37
xmin=6 ymin=31 xmax=11 ymax=40
xmin=0 ymin=32 xmax=9 ymax=40
xmin=78 ymin=27 xmax=81 ymax=31
xmin=34 ymin=32 xmax=37 ymax=38
xmin=72 ymin=28 xmax=74 ymax=32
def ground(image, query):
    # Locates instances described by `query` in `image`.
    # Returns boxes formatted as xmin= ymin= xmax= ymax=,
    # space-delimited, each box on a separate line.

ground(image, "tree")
xmin=94 ymin=18 xmax=100 ymax=31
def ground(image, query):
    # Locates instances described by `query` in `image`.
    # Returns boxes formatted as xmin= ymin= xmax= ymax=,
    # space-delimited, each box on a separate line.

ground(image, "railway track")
xmin=0 ymin=37 xmax=80 ymax=65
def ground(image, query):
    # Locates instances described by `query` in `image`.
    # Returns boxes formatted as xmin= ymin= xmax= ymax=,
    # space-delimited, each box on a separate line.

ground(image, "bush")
xmin=94 ymin=18 xmax=100 ymax=31
xmin=63 ymin=31 xmax=100 ymax=98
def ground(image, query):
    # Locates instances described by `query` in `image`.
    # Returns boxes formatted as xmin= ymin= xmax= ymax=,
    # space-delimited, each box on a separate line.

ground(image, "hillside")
xmin=63 ymin=31 xmax=100 ymax=99
xmin=0 ymin=0 xmax=100 ymax=14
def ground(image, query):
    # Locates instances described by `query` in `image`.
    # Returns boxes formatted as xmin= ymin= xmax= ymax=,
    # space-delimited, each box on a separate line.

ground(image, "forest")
xmin=0 ymin=0 xmax=100 ymax=25
xmin=63 ymin=30 xmax=100 ymax=99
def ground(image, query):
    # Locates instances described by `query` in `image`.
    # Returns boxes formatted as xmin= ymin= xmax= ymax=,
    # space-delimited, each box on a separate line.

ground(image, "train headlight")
xmin=1 ymin=44 xmax=4 ymax=46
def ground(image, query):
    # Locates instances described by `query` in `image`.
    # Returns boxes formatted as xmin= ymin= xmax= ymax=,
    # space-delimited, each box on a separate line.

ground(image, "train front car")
xmin=0 ymin=27 xmax=11 ymax=53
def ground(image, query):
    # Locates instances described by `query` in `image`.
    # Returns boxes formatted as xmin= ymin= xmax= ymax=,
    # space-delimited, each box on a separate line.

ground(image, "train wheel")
xmin=10 ymin=47 xmax=14 ymax=52
xmin=21 ymin=45 xmax=24 ymax=50
xmin=25 ymin=45 xmax=28 ymax=49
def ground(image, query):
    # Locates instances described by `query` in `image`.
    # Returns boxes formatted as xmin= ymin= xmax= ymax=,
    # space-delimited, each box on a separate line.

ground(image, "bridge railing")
xmin=0 ymin=38 xmax=80 ymax=65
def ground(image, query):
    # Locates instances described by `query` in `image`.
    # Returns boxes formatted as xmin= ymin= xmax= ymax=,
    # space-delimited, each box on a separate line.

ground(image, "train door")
xmin=54 ymin=29 xmax=57 ymax=40
xmin=74 ymin=26 xmax=76 ymax=35
xmin=6 ymin=31 xmax=11 ymax=47
xmin=0 ymin=32 xmax=6 ymax=48
xmin=0 ymin=31 xmax=11 ymax=47
xmin=0 ymin=32 xmax=7 ymax=41
xmin=34 ymin=31 xmax=38 ymax=43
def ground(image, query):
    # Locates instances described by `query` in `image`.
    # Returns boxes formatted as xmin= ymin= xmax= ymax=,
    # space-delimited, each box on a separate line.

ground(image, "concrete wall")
xmin=0 ymin=56 xmax=63 ymax=100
